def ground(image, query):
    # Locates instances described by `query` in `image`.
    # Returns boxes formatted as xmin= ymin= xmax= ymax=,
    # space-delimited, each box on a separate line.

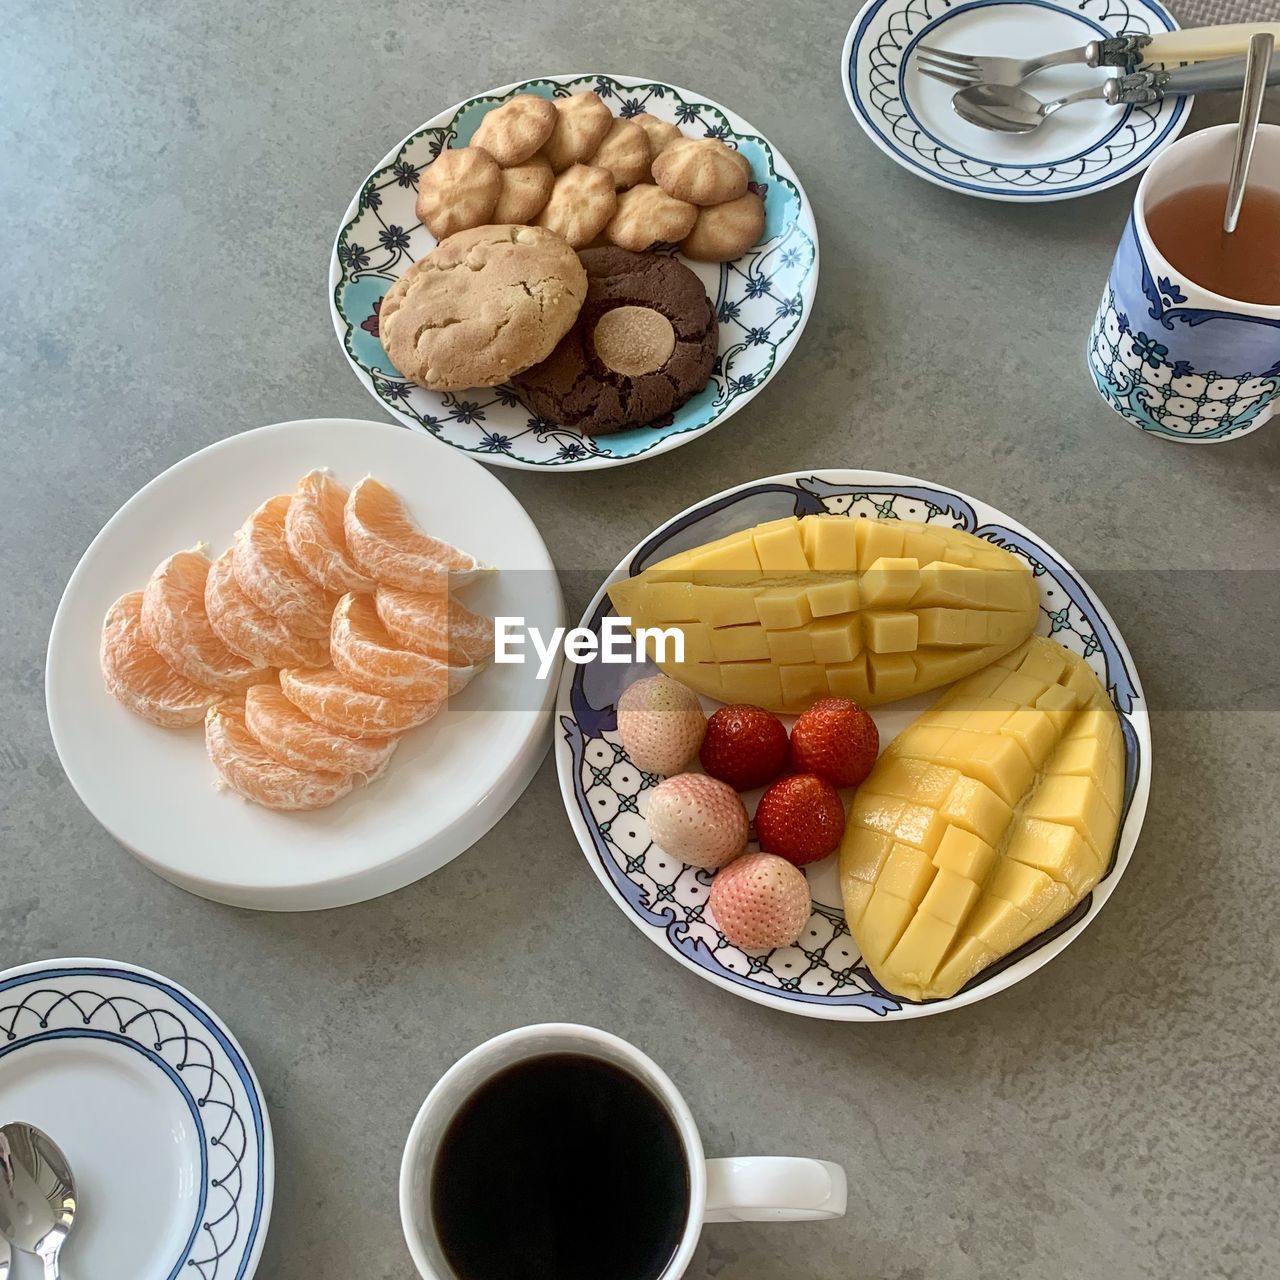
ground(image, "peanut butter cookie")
xmin=539 ymin=91 xmax=613 ymax=172
xmin=379 ymin=224 xmax=587 ymax=391
xmin=470 ymin=93 xmax=558 ymax=166
xmin=652 ymin=137 xmax=750 ymax=206
xmin=589 ymin=118 xmax=651 ymax=190
xmin=682 ymin=191 xmax=766 ymax=262
xmin=535 ymin=164 xmax=617 ymax=249
xmin=492 ymin=155 xmax=555 ymax=223
xmin=415 ymin=147 xmax=502 ymax=240
xmin=605 ymin=183 xmax=698 ymax=252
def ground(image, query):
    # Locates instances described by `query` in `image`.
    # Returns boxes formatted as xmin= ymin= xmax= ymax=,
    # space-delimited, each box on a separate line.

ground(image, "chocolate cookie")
xmin=514 ymin=247 xmax=717 ymax=434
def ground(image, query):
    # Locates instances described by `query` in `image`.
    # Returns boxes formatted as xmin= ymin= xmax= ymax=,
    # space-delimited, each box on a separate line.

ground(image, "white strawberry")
xmin=616 ymin=675 xmax=706 ymax=776
xmin=709 ymin=854 xmax=812 ymax=951
xmin=646 ymin=773 xmax=748 ymax=870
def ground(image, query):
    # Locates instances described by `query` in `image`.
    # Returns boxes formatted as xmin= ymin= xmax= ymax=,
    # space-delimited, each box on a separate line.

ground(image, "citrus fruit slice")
xmin=243 ymin=684 xmax=397 ymax=776
xmin=101 ymin=591 xmax=217 ymax=727
xmin=206 ymin=548 xmax=330 ymax=669
xmin=284 ymin=470 xmax=376 ymax=594
xmin=278 ymin=666 xmax=442 ymax=739
xmin=330 ymin=592 xmax=472 ymax=700
xmin=233 ymin=495 xmax=338 ymax=638
xmin=205 ymin=699 xmax=355 ymax=811
xmin=344 ymin=476 xmax=486 ymax=590
xmin=374 ymin=586 xmax=496 ymax=665
xmin=142 ymin=550 xmax=271 ymax=694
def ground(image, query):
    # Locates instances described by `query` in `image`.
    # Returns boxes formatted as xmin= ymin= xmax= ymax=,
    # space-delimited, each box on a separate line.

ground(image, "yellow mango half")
xmin=840 ymin=637 xmax=1125 ymax=1001
xmin=606 ymin=516 xmax=1039 ymax=713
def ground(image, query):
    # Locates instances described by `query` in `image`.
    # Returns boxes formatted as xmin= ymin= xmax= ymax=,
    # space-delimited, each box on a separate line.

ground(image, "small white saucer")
xmin=0 ymin=958 xmax=272 ymax=1279
xmin=46 ymin=419 xmax=563 ymax=911
xmin=841 ymin=0 xmax=1188 ymax=201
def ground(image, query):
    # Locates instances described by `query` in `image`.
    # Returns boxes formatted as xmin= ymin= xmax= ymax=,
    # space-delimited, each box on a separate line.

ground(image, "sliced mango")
xmin=607 ymin=516 xmax=1039 ymax=713
xmin=839 ymin=637 xmax=1125 ymax=1001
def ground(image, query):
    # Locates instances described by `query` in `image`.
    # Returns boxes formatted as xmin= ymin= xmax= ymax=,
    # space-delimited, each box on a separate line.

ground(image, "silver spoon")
xmin=1223 ymin=32 xmax=1275 ymax=233
xmin=0 ymin=1228 xmax=8 ymax=1279
xmin=952 ymin=57 xmax=1280 ymax=135
xmin=0 ymin=1123 xmax=76 ymax=1279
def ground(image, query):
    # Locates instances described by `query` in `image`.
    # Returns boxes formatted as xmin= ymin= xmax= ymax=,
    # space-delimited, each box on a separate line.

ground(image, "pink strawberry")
xmin=616 ymin=675 xmax=706 ymax=776
xmin=754 ymin=773 xmax=846 ymax=866
xmin=699 ymin=704 xmax=789 ymax=790
xmin=789 ymin=697 xmax=879 ymax=788
xmin=645 ymin=773 xmax=748 ymax=870
xmin=709 ymin=853 xmax=812 ymax=950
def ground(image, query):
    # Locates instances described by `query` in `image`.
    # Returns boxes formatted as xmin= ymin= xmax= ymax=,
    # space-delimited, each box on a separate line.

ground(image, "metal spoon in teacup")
xmin=1222 ymin=32 xmax=1276 ymax=234
xmin=0 ymin=1123 xmax=77 ymax=1280
xmin=949 ymin=53 xmax=1280 ymax=135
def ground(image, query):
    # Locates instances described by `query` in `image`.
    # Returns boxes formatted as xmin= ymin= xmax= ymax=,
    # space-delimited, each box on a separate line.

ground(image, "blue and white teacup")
xmin=1088 ymin=123 xmax=1280 ymax=444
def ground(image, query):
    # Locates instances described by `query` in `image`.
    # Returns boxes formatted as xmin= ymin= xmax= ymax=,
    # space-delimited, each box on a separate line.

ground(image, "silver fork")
xmin=915 ymin=38 xmax=1118 ymax=88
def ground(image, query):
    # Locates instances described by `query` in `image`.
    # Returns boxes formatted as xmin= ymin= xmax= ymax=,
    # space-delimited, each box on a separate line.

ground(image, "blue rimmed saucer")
xmin=841 ymin=0 xmax=1188 ymax=202
xmin=0 ymin=958 xmax=272 ymax=1278
xmin=553 ymin=471 xmax=1152 ymax=1021
xmin=330 ymin=73 xmax=818 ymax=470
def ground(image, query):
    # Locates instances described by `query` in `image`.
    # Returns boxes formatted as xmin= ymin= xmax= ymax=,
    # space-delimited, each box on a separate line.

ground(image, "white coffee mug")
xmin=1088 ymin=123 xmax=1280 ymax=444
xmin=399 ymin=1023 xmax=847 ymax=1279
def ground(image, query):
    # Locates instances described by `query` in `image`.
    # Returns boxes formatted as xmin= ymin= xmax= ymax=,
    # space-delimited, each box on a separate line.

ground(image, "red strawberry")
xmin=754 ymin=773 xmax=846 ymax=866
xmin=699 ymin=704 xmax=789 ymax=790
xmin=789 ymin=697 xmax=879 ymax=788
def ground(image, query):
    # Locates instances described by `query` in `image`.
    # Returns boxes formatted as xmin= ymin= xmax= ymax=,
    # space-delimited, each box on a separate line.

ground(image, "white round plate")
xmin=554 ymin=471 xmax=1151 ymax=1021
xmin=0 ymin=958 xmax=272 ymax=1280
xmin=47 ymin=419 xmax=563 ymax=911
xmin=841 ymin=0 xmax=1188 ymax=202
xmin=329 ymin=72 xmax=819 ymax=470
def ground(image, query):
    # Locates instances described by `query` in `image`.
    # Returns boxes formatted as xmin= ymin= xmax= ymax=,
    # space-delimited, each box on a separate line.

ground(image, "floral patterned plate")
xmin=330 ymin=73 xmax=818 ymax=470
xmin=841 ymin=0 xmax=1187 ymax=202
xmin=554 ymin=471 xmax=1152 ymax=1020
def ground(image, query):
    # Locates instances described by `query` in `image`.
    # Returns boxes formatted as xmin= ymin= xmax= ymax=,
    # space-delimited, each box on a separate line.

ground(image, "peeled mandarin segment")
xmin=101 ymin=591 xmax=217 ymax=728
xmin=141 ymin=550 xmax=271 ymax=694
xmin=605 ymin=516 xmax=1039 ymax=713
xmin=374 ymin=586 xmax=496 ymax=665
xmin=279 ymin=666 xmax=441 ymax=739
xmin=839 ymin=636 xmax=1125 ymax=1001
xmin=206 ymin=548 xmax=329 ymax=669
xmin=344 ymin=477 xmax=485 ymax=591
xmin=284 ymin=470 xmax=377 ymax=594
xmin=233 ymin=495 xmax=338 ymax=639
xmin=330 ymin=593 xmax=463 ymax=701
xmin=205 ymin=700 xmax=355 ymax=811
xmin=243 ymin=684 xmax=397 ymax=775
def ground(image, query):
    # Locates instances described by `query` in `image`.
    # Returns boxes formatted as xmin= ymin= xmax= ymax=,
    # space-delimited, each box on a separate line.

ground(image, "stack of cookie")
xmin=379 ymin=88 xmax=765 ymax=434
xmin=415 ymin=89 xmax=765 ymax=261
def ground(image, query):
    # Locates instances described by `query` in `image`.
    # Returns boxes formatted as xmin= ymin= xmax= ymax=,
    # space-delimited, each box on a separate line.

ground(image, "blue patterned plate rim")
xmin=840 ymin=0 xmax=1188 ymax=203
xmin=329 ymin=72 xmax=819 ymax=471
xmin=0 ymin=957 xmax=273 ymax=1278
xmin=553 ymin=470 xmax=1153 ymax=1021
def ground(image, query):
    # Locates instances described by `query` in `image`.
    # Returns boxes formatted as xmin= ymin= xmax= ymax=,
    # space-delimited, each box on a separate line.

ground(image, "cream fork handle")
xmin=1146 ymin=23 xmax=1280 ymax=63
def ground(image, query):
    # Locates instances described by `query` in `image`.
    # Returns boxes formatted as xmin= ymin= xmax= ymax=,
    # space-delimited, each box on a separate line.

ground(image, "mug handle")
xmin=703 ymin=1157 xmax=847 ymax=1223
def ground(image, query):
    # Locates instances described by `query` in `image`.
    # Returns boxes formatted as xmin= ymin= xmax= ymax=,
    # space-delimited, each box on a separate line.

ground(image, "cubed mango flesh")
xmin=606 ymin=516 xmax=1039 ymax=713
xmin=839 ymin=637 xmax=1125 ymax=1001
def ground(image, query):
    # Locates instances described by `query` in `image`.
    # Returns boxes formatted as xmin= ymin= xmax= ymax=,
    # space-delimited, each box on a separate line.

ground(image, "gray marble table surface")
xmin=2 ymin=2 xmax=1278 ymax=1278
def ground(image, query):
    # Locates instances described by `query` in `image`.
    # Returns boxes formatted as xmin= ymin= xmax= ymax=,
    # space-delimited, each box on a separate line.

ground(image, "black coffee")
xmin=432 ymin=1052 xmax=690 ymax=1280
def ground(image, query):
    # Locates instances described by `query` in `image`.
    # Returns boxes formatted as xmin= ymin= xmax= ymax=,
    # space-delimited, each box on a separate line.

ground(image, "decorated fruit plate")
xmin=554 ymin=470 xmax=1151 ymax=1020
xmin=0 ymin=957 xmax=272 ymax=1279
xmin=330 ymin=72 xmax=818 ymax=470
xmin=841 ymin=0 xmax=1186 ymax=202
xmin=46 ymin=419 xmax=562 ymax=911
